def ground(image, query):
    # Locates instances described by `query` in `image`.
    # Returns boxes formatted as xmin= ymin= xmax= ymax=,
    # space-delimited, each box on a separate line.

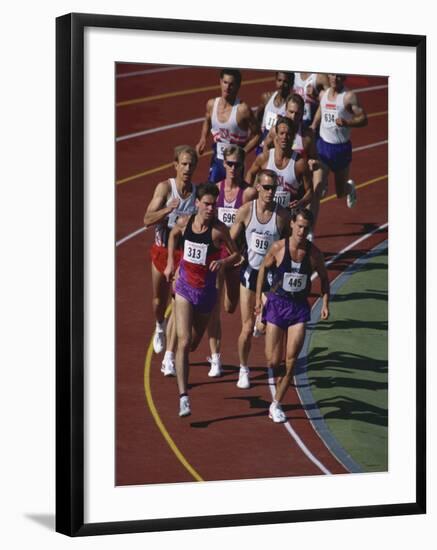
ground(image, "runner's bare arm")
xmin=164 ymin=217 xmax=187 ymax=282
xmin=230 ymin=203 xmax=250 ymax=244
xmin=196 ymin=99 xmax=214 ymax=155
xmin=239 ymin=103 xmax=262 ymax=154
xmin=276 ymin=205 xmax=292 ymax=238
xmin=255 ymin=243 xmax=280 ymax=315
xmin=312 ymin=246 xmax=330 ymax=320
xmin=255 ymin=91 xmax=271 ymax=125
xmin=290 ymin=158 xmax=313 ymax=209
xmin=246 ymin=152 xmax=267 ymax=185
xmin=144 ymin=181 xmax=178 ymax=227
xmin=337 ymin=92 xmax=368 ymax=128
xmin=242 ymin=185 xmax=258 ymax=203
xmin=262 ymin=127 xmax=275 ymax=154
xmin=210 ymin=223 xmax=241 ymax=272
xmin=310 ymin=102 xmax=322 ymax=132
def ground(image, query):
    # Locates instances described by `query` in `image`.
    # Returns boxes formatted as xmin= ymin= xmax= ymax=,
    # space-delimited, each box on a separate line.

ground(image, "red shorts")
xmin=150 ymin=243 xmax=182 ymax=274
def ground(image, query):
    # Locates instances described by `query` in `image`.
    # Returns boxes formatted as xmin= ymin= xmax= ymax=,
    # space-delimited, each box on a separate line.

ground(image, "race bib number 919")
xmin=250 ymin=232 xmax=272 ymax=255
xmin=184 ymin=240 xmax=208 ymax=265
xmin=282 ymin=272 xmax=307 ymax=292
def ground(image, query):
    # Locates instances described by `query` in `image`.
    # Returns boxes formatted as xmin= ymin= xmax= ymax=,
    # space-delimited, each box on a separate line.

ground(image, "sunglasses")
xmin=261 ymin=185 xmax=277 ymax=191
xmin=225 ymin=160 xmax=242 ymax=168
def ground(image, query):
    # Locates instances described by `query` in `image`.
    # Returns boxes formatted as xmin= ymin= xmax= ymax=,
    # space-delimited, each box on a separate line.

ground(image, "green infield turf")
xmin=307 ymin=247 xmax=388 ymax=472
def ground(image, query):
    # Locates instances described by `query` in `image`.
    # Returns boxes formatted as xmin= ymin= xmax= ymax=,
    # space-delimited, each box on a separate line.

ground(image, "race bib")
xmin=218 ymin=207 xmax=237 ymax=227
xmin=250 ymin=232 xmax=272 ymax=255
xmin=274 ymin=189 xmax=291 ymax=207
xmin=282 ymin=272 xmax=307 ymax=293
xmin=265 ymin=110 xmax=279 ymax=131
xmin=184 ymin=240 xmax=208 ymax=265
xmin=216 ymin=141 xmax=229 ymax=160
xmin=323 ymin=109 xmax=338 ymax=128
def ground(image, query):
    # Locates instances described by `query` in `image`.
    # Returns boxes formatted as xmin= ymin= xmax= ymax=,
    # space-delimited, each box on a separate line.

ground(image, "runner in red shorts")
xmin=144 ymin=145 xmax=198 ymax=376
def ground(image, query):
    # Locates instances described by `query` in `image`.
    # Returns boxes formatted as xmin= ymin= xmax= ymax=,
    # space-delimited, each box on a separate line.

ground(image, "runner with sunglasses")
xmin=230 ymin=170 xmax=291 ymax=389
xmin=207 ymin=145 xmax=257 ymax=377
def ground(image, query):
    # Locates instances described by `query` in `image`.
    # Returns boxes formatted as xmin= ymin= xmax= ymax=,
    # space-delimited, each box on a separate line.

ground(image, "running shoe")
xmin=237 ymin=367 xmax=250 ymax=389
xmin=207 ymin=354 xmax=223 ymax=377
xmin=346 ymin=179 xmax=357 ymax=208
xmin=179 ymin=396 xmax=191 ymax=417
xmin=153 ymin=328 xmax=165 ymax=354
xmin=269 ymin=402 xmax=286 ymax=423
xmin=161 ymin=357 xmax=176 ymax=376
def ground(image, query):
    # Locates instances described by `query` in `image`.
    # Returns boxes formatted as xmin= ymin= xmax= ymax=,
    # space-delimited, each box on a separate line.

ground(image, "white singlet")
xmin=261 ymin=92 xmax=286 ymax=132
xmin=292 ymin=126 xmax=305 ymax=155
xmin=245 ymin=201 xmax=280 ymax=270
xmin=210 ymin=97 xmax=248 ymax=159
xmin=293 ymin=73 xmax=318 ymax=123
xmin=266 ymin=149 xmax=300 ymax=207
xmin=154 ymin=178 xmax=197 ymax=246
xmin=319 ymin=88 xmax=352 ymax=144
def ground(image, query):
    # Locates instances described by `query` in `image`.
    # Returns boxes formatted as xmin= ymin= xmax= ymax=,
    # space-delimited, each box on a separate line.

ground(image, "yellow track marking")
xmin=320 ymin=175 xmax=388 ymax=205
xmin=117 ymin=76 xmax=273 ymax=107
xmin=144 ymin=305 xmax=204 ymax=482
xmin=368 ymin=110 xmax=388 ymax=118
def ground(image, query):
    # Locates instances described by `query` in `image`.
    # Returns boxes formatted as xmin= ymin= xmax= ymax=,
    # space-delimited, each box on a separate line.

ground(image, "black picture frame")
xmin=56 ymin=12 xmax=426 ymax=537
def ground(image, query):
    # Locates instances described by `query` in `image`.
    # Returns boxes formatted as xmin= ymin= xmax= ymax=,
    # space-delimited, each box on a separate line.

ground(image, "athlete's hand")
xmin=164 ymin=263 xmax=174 ymax=283
xmin=308 ymin=159 xmax=319 ymax=172
xmin=167 ymin=197 xmax=180 ymax=211
xmin=196 ymin=139 xmax=206 ymax=156
xmin=336 ymin=118 xmax=348 ymax=127
xmin=209 ymin=259 xmax=224 ymax=272
xmin=320 ymin=305 xmax=329 ymax=320
xmin=232 ymin=254 xmax=244 ymax=267
xmin=288 ymin=199 xmax=299 ymax=209
xmin=254 ymin=299 xmax=262 ymax=316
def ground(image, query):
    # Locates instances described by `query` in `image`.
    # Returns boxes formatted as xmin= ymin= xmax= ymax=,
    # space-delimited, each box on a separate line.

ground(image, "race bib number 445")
xmin=250 ymin=232 xmax=272 ymax=255
xmin=184 ymin=240 xmax=208 ymax=265
xmin=282 ymin=272 xmax=307 ymax=292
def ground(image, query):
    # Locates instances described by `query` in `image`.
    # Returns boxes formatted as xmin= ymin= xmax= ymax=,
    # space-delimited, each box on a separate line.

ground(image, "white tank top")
xmin=210 ymin=97 xmax=248 ymax=159
xmin=292 ymin=125 xmax=305 ymax=155
xmin=245 ymin=201 xmax=280 ymax=270
xmin=319 ymin=89 xmax=352 ymax=144
xmin=154 ymin=178 xmax=197 ymax=246
xmin=266 ymin=149 xmax=300 ymax=207
xmin=293 ymin=73 xmax=318 ymax=123
xmin=261 ymin=92 xmax=286 ymax=132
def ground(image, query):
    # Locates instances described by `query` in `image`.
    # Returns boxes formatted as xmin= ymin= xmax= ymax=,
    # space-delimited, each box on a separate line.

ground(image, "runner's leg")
xmin=275 ymin=322 xmax=306 ymax=402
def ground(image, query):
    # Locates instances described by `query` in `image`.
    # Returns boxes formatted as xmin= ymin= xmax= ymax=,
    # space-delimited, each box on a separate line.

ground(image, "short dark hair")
xmin=196 ymin=182 xmax=220 ymax=201
xmin=255 ymin=169 xmax=278 ymax=186
xmin=275 ymin=116 xmax=295 ymax=133
xmin=292 ymin=207 xmax=314 ymax=225
xmin=276 ymin=71 xmax=295 ymax=86
xmin=220 ymin=68 xmax=242 ymax=87
xmin=286 ymin=93 xmax=305 ymax=113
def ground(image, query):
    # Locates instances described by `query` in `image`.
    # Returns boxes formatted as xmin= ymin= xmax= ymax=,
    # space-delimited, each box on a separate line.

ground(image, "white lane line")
xmin=116 ymin=227 xmax=147 ymax=247
xmin=354 ymin=84 xmax=388 ymax=93
xmin=116 ymin=84 xmax=387 ymax=142
xmin=353 ymin=140 xmax=387 ymax=153
xmin=116 ymin=66 xmax=186 ymax=78
xmin=266 ymin=221 xmax=388 ymax=475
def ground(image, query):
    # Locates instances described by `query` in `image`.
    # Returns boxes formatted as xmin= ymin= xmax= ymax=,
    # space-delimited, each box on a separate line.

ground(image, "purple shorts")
xmin=175 ymin=276 xmax=218 ymax=314
xmin=317 ymin=137 xmax=352 ymax=172
xmin=263 ymin=292 xmax=310 ymax=330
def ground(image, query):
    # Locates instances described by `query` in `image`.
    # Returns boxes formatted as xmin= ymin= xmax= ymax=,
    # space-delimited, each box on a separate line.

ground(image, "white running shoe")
xmin=179 ymin=396 xmax=191 ymax=417
xmin=346 ymin=179 xmax=357 ymax=208
xmin=153 ymin=328 xmax=165 ymax=354
xmin=237 ymin=367 xmax=250 ymax=389
xmin=207 ymin=354 xmax=223 ymax=377
xmin=269 ymin=402 xmax=286 ymax=423
xmin=161 ymin=357 xmax=176 ymax=377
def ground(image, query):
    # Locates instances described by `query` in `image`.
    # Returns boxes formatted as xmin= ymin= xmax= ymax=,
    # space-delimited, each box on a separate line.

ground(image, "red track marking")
xmin=115 ymin=66 xmax=388 ymax=485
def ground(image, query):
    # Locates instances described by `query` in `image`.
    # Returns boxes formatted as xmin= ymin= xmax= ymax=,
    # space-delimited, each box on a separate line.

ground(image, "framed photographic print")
xmin=56 ymin=12 xmax=426 ymax=536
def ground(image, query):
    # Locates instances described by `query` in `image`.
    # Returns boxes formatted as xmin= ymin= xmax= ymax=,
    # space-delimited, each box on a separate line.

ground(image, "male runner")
xmin=164 ymin=183 xmax=240 ymax=417
xmin=293 ymin=72 xmax=329 ymax=128
xmin=196 ymin=68 xmax=261 ymax=182
xmin=255 ymin=208 xmax=330 ymax=422
xmin=144 ymin=145 xmax=198 ymax=375
xmin=311 ymin=74 xmax=368 ymax=208
xmin=230 ymin=170 xmax=290 ymax=389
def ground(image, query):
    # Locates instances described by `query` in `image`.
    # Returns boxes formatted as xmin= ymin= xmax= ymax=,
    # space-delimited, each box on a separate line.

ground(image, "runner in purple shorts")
xmin=255 ymin=208 xmax=330 ymax=423
xmin=164 ymin=183 xmax=240 ymax=417
xmin=311 ymin=74 xmax=368 ymax=209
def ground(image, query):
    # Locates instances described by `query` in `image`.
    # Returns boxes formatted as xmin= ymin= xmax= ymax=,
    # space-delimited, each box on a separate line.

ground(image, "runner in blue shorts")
xmin=195 ymin=68 xmax=261 ymax=183
xmin=255 ymin=208 xmax=330 ymax=423
xmin=164 ymin=183 xmax=240 ymax=417
xmin=311 ymin=74 xmax=367 ymax=209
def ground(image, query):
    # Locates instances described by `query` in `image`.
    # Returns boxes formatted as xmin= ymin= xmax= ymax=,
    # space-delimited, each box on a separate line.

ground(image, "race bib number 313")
xmin=184 ymin=240 xmax=208 ymax=265
xmin=282 ymin=272 xmax=307 ymax=292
